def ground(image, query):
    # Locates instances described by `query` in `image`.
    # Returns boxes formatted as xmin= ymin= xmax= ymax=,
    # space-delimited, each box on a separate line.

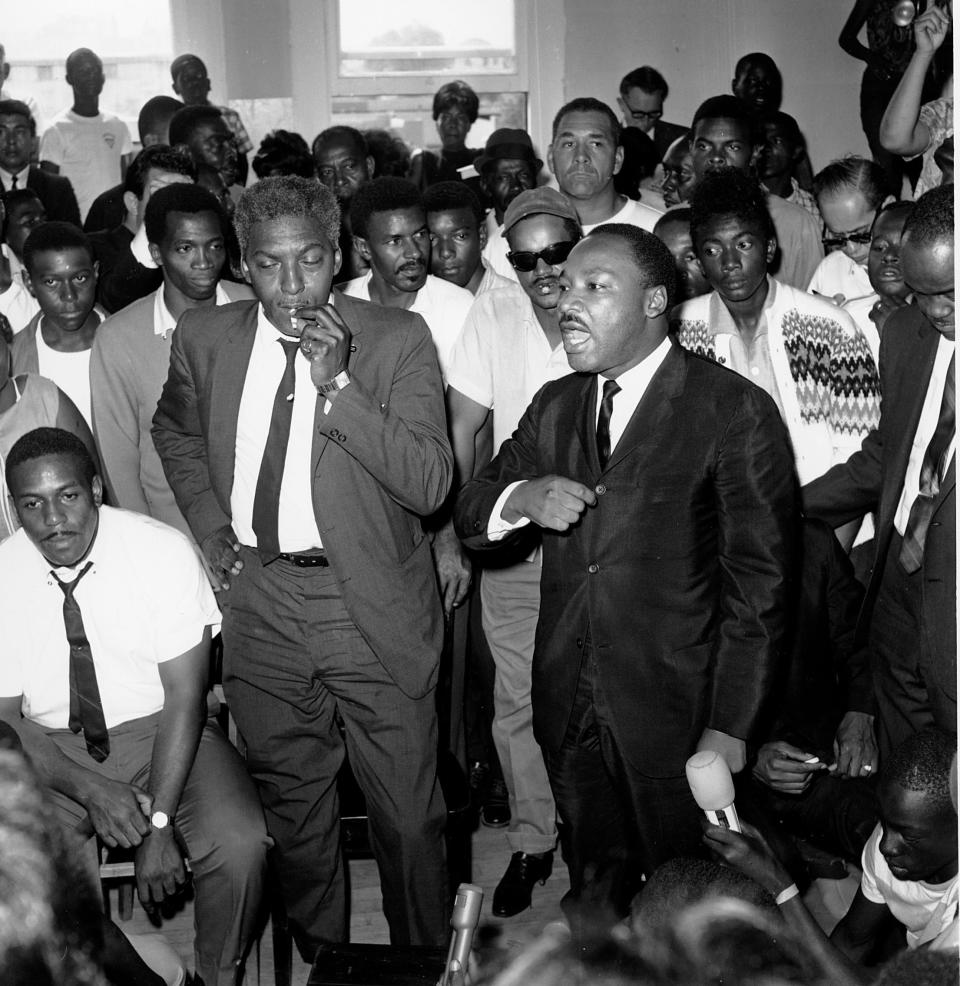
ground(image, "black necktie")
xmin=597 ymin=378 xmax=621 ymax=470
xmin=52 ymin=561 xmax=109 ymax=762
xmin=900 ymin=355 xmax=955 ymax=574
xmin=9 ymin=174 xmax=18 ymax=190
xmin=252 ymin=338 xmax=300 ymax=558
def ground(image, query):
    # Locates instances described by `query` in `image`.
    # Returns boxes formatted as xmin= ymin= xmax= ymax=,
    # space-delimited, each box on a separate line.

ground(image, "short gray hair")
xmin=234 ymin=175 xmax=340 ymax=254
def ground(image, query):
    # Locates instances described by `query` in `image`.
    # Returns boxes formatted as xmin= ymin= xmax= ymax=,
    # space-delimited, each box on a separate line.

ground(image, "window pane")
xmin=337 ymin=0 xmax=516 ymax=78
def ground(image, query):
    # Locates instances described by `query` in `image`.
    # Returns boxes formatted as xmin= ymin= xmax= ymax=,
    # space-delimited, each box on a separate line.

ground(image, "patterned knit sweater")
xmin=671 ymin=280 xmax=881 ymax=485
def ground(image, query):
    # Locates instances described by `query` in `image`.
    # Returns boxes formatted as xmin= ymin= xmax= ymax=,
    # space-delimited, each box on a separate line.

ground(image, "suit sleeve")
xmin=90 ymin=329 xmax=151 ymax=514
xmin=152 ymin=315 xmax=232 ymax=544
xmin=454 ymin=385 xmax=546 ymax=548
xmin=710 ymin=387 xmax=797 ymax=739
xmin=317 ymin=315 xmax=454 ymax=516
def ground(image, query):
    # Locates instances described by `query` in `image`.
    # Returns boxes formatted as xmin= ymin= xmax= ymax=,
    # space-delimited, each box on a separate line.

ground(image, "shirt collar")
xmin=707 ymin=276 xmax=778 ymax=338
xmin=0 ymin=164 xmax=29 ymax=189
xmin=45 ymin=510 xmax=106 ymax=585
xmin=601 ymin=334 xmax=672 ymax=394
xmin=153 ymin=282 xmax=232 ymax=338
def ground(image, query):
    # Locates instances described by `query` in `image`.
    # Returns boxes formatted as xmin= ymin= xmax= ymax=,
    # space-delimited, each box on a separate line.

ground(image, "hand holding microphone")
xmin=440 ymin=883 xmax=483 ymax=986
xmin=686 ymin=749 xmax=741 ymax=833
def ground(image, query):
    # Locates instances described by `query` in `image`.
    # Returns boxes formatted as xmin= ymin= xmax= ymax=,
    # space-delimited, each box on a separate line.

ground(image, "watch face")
xmin=151 ymin=811 xmax=169 ymax=829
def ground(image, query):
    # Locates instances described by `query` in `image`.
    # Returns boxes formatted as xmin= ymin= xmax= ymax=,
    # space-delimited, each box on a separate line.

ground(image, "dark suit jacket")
xmin=455 ymin=343 xmax=797 ymax=776
xmin=152 ymin=294 xmax=453 ymax=698
xmin=25 ymin=166 xmax=81 ymax=226
xmin=88 ymin=225 xmax=163 ymax=314
xmin=650 ymin=120 xmax=689 ymax=162
xmin=803 ymin=305 xmax=956 ymax=714
xmin=83 ymin=181 xmax=124 ymax=233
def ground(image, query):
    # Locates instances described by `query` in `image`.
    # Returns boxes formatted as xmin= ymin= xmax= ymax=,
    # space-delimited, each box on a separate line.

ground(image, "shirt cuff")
xmin=487 ymin=481 xmax=531 ymax=540
xmin=131 ymin=224 xmax=158 ymax=269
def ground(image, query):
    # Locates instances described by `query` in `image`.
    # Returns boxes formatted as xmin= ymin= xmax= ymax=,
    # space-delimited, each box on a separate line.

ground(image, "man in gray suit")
xmin=152 ymin=176 xmax=452 ymax=958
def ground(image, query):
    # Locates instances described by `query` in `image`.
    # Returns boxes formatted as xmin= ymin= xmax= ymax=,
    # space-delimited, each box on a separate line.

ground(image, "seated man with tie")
xmin=152 ymin=176 xmax=451 ymax=959
xmin=804 ymin=185 xmax=956 ymax=758
xmin=0 ymin=426 xmax=270 ymax=986
xmin=454 ymin=223 xmax=796 ymax=931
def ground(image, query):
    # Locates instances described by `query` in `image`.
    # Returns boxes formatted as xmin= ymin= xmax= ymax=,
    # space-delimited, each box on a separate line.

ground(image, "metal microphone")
xmin=440 ymin=883 xmax=483 ymax=986
xmin=685 ymin=750 xmax=742 ymax=833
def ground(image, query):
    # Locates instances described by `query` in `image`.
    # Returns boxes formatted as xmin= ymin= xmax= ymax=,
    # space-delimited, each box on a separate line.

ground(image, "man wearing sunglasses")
xmin=446 ymin=187 xmax=582 ymax=918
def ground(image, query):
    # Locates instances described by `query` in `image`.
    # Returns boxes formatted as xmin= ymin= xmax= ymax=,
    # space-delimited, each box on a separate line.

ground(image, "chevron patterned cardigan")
xmin=671 ymin=279 xmax=881 ymax=485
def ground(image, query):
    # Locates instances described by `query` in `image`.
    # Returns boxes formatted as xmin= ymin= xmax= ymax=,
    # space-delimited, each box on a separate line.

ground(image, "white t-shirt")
xmin=807 ymin=250 xmax=873 ymax=306
xmin=35 ymin=329 xmax=93 ymax=428
xmin=0 ymin=245 xmax=39 ymax=334
xmin=861 ymin=824 xmax=959 ymax=950
xmin=340 ymin=272 xmax=473 ymax=381
xmin=0 ymin=506 xmax=220 ymax=729
xmin=581 ymin=195 xmax=663 ymax=235
xmin=39 ymin=109 xmax=133 ymax=221
xmin=482 ymin=212 xmax=518 ymax=284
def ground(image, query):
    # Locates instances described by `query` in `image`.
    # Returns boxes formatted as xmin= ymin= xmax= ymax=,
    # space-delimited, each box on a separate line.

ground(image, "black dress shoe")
xmin=481 ymin=776 xmax=510 ymax=828
xmin=492 ymin=851 xmax=553 ymax=917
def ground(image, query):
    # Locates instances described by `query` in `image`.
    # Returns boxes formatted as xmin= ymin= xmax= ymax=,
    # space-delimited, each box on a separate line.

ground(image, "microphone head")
xmin=450 ymin=883 xmax=484 ymax=931
xmin=685 ymin=750 xmax=735 ymax=811
xmin=892 ymin=0 xmax=917 ymax=26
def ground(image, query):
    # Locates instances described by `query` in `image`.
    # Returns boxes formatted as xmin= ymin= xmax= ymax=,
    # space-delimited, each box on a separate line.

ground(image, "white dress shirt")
xmin=894 ymin=334 xmax=956 ymax=536
xmin=231 ymin=304 xmax=326 ymax=552
xmin=488 ymin=335 xmax=673 ymax=536
xmin=0 ymin=165 xmax=29 ymax=191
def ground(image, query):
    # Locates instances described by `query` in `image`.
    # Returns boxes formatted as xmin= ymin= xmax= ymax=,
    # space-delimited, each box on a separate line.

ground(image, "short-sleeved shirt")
xmin=581 ymin=195 xmax=662 ymax=235
xmin=39 ymin=109 xmax=133 ymax=221
xmin=447 ymin=281 xmax=572 ymax=452
xmin=912 ymin=97 xmax=954 ymax=198
xmin=0 ymin=505 xmax=220 ymax=729
xmin=340 ymin=272 xmax=473 ymax=381
xmin=860 ymin=824 xmax=959 ymax=950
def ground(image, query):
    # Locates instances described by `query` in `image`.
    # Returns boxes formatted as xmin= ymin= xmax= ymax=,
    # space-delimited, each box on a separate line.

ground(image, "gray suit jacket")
xmin=152 ymin=293 xmax=453 ymax=697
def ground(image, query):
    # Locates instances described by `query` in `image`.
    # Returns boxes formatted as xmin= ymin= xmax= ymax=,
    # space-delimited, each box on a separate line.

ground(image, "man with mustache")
xmin=454 ymin=222 xmax=795 ymax=931
xmin=447 ymin=187 xmax=582 ymax=917
xmin=340 ymin=176 xmax=473 ymax=381
xmin=549 ymin=97 xmax=663 ymax=235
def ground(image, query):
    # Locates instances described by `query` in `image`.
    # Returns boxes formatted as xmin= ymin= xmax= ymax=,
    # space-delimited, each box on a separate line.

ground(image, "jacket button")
xmin=588 ymin=563 xmax=599 ymax=574
xmin=595 ymin=483 xmax=606 ymax=495
xmin=576 ymin=637 xmax=583 ymax=648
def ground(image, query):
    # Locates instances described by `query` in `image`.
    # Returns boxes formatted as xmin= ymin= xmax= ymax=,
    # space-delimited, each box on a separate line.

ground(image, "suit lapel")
xmin=574 ymin=374 xmax=601 ymax=472
xmin=602 ymin=345 xmax=686 ymax=474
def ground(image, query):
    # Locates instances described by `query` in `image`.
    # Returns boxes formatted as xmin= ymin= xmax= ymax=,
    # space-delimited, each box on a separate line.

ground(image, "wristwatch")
xmin=150 ymin=810 xmax=170 ymax=831
xmin=316 ymin=370 xmax=351 ymax=395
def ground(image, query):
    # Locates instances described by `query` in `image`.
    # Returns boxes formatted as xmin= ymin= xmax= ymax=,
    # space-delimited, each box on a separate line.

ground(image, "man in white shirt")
xmin=0 ymin=426 xmax=269 ymax=986
xmin=91 ymin=182 xmax=253 ymax=537
xmin=39 ymin=48 xmax=133 ymax=223
xmin=454 ymin=223 xmax=795 ymax=933
xmin=549 ymin=97 xmax=663 ymax=235
xmin=804 ymin=186 xmax=955 ymax=757
xmin=447 ymin=187 xmax=582 ymax=918
xmin=340 ymin=176 xmax=473 ymax=379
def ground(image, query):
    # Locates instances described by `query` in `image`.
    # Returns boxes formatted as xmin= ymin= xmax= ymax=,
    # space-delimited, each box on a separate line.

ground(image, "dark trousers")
xmin=870 ymin=532 xmax=956 ymax=760
xmin=220 ymin=549 xmax=448 ymax=961
xmin=860 ymin=69 xmax=923 ymax=196
xmin=543 ymin=640 xmax=702 ymax=934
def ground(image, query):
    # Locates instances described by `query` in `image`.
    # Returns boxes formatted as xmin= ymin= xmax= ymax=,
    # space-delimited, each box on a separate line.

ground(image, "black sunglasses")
xmin=822 ymin=231 xmax=873 ymax=250
xmin=507 ymin=239 xmax=578 ymax=272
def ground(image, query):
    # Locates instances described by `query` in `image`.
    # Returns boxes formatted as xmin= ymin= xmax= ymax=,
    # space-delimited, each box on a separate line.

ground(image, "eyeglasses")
xmin=507 ymin=239 xmax=578 ymax=272
xmin=822 ymin=231 xmax=873 ymax=250
xmin=630 ymin=109 xmax=663 ymax=121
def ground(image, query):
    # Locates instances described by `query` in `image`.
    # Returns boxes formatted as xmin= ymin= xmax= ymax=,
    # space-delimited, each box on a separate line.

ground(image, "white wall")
xmin=562 ymin=0 xmax=870 ymax=173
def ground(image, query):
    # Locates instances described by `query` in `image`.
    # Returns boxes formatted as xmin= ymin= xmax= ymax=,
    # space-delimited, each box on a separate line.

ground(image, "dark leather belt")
xmin=277 ymin=551 xmax=330 ymax=568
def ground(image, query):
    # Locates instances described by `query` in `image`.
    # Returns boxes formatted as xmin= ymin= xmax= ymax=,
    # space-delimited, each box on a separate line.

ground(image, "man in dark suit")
xmin=0 ymin=100 xmax=80 ymax=225
xmin=804 ymin=187 xmax=956 ymax=758
xmin=617 ymin=67 xmax=688 ymax=163
xmin=152 ymin=176 xmax=450 ymax=959
xmin=454 ymin=223 xmax=796 ymax=924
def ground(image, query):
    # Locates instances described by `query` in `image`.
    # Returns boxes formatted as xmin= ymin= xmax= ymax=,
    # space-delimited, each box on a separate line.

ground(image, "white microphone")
xmin=440 ymin=883 xmax=483 ymax=986
xmin=685 ymin=750 xmax=742 ymax=833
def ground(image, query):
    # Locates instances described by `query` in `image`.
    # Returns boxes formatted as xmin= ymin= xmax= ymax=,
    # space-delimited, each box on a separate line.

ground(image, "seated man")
xmin=312 ymin=125 xmax=374 ymax=283
xmin=84 ymin=95 xmax=185 ymax=234
xmin=0 ymin=188 xmax=45 ymax=333
xmin=424 ymin=180 xmax=510 ymax=296
xmin=673 ymin=167 xmax=879 ymax=487
xmin=758 ymin=111 xmax=821 ymax=225
xmin=12 ymin=222 xmax=107 ymax=427
xmin=475 ymin=127 xmax=542 ymax=282
xmin=91 ymin=183 xmax=252 ymax=537
xmin=341 ymin=176 xmax=474 ymax=379
xmin=652 ymin=209 xmax=711 ymax=302
xmin=688 ymin=95 xmax=823 ymax=289
xmin=0 ymin=426 xmax=270 ymax=986
xmin=87 ymin=144 xmax=197 ymax=314
xmin=708 ymin=729 xmax=958 ymax=967
xmin=549 ymin=97 xmax=663 ymax=233
xmin=0 ymin=99 xmax=80 ymax=224
xmin=616 ymin=66 xmax=688 ymax=163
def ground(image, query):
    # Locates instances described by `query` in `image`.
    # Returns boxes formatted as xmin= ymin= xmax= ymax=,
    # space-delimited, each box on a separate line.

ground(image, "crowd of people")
xmin=0 ymin=3 xmax=955 ymax=984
